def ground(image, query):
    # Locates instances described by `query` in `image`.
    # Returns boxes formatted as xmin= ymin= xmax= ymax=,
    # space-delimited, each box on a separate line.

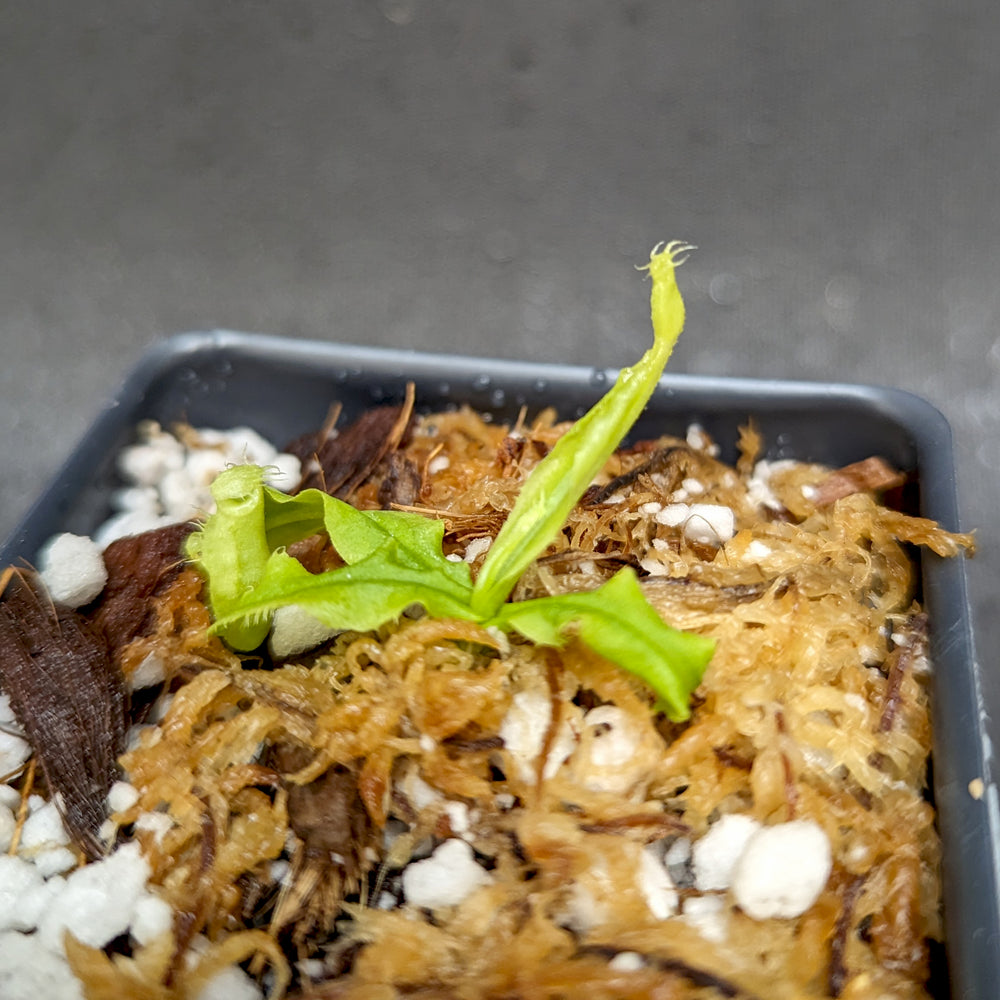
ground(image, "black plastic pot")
xmin=1 ymin=331 xmax=995 ymax=997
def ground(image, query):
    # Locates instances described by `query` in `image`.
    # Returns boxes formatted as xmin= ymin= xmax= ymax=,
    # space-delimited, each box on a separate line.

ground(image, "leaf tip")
xmin=639 ymin=240 xmax=696 ymax=279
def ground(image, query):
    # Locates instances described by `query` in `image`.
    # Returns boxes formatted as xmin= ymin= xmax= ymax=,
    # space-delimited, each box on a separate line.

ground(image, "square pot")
xmin=1 ymin=331 xmax=995 ymax=997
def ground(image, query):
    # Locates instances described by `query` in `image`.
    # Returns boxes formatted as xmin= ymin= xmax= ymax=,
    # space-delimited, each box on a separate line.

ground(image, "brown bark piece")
xmin=813 ymin=457 xmax=906 ymax=508
xmin=94 ymin=521 xmax=195 ymax=658
xmin=290 ymin=383 xmax=416 ymax=498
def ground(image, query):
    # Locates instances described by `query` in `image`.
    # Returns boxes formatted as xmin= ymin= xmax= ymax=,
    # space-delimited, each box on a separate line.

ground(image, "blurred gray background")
xmin=1 ymin=3 xmax=996 ymax=677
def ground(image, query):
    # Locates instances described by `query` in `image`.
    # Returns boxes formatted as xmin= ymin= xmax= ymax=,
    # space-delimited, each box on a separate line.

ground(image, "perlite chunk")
xmin=731 ymin=820 xmax=832 ymax=920
xmin=38 ymin=533 xmax=107 ymax=608
xmin=401 ymin=839 xmax=492 ymax=909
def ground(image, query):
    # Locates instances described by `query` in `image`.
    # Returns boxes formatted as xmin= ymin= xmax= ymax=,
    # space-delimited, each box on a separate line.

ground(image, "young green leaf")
xmin=187 ymin=466 xmax=474 ymax=650
xmin=209 ymin=544 xmax=477 ymax=638
xmin=493 ymin=568 xmax=715 ymax=721
xmin=470 ymin=241 xmax=694 ymax=616
xmin=185 ymin=465 xmax=278 ymax=650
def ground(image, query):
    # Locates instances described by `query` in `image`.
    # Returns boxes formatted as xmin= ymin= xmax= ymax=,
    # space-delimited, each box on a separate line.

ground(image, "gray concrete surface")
xmin=1 ymin=4 xmax=997 ymax=685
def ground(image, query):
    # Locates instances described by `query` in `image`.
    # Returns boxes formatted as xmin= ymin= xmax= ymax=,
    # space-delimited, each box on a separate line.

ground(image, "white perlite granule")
xmin=731 ymin=820 xmax=832 ymax=920
xmin=0 ymin=931 xmax=84 ymax=1000
xmin=637 ymin=844 xmax=678 ymax=919
xmin=692 ymin=813 xmax=761 ymax=892
xmin=37 ymin=533 xmax=107 ymax=608
xmin=37 ymin=841 xmax=151 ymax=950
xmin=401 ymin=838 xmax=492 ymax=909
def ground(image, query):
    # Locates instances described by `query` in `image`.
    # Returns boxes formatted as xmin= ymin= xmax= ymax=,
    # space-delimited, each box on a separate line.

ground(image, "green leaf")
xmin=210 ymin=545 xmax=476 ymax=637
xmin=470 ymin=242 xmax=694 ymax=616
xmin=258 ymin=477 xmax=452 ymax=567
xmin=493 ymin=568 xmax=714 ymax=722
xmin=187 ymin=465 xmax=474 ymax=650
xmin=185 ymin=465 xmax=277 ymax=650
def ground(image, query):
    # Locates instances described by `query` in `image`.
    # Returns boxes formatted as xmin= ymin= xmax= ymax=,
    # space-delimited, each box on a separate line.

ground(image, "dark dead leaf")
xmin=879 ymin=612 xmax=929 ymax=733
xmin=581 ymin=445 xmax=688 ymax=506
xmin=269 ymin=744 xmax=373 ymax=872
xmin=0 ymin=569 xmax=126 ymax=859
xmin=377 ymin=452 xmax=423 ymax=509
